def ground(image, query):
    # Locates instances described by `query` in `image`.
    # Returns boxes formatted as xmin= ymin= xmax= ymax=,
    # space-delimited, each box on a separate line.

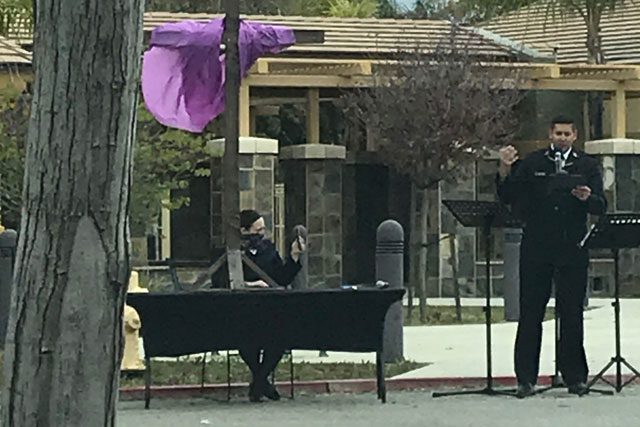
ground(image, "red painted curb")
xmin=119 ymin=374 xmax=639 ymax=401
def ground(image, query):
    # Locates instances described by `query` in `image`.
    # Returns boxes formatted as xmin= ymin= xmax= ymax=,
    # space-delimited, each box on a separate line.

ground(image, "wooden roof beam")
xmin=527 ymin=64 xmax=560 ymax=79
xmin=251 ymin=58 xmax=372 ymax=76
xmin=247 ymin=74 xmax=640 ymax=91
xmin=560 ymin=68 xmax=640 ymax=81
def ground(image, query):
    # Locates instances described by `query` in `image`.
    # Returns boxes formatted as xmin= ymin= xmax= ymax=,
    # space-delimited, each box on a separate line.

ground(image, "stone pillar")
xmin=208 ymin=137 xmax=279 ymax=250
xmin=586 ymin=138 xmax=640 ymax=295
xmin=281 ymin=144 xmax=346 ymax=288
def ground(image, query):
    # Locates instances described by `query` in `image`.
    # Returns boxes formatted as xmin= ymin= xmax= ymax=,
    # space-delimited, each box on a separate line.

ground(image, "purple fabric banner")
xmin=142 ymin=18 xmax=295 ymax=133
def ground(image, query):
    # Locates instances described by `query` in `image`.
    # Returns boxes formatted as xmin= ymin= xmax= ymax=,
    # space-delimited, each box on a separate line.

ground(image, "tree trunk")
xmin=584 ymin=8 xmax=604 ymax=140
xmin=449 ymin=233 xmax=462 ymax=322
xmin=1 ymin=1 xmax=143 ymax=425
xmin=418 ymin=188 xmax=428 ymax=323
xmin=222 ymin=0 xmax=245 ymax=288
xmin=585 ymin=9 xmax=603 ymax=65
xmin=407 ymin=183 xmax=417 ymax=319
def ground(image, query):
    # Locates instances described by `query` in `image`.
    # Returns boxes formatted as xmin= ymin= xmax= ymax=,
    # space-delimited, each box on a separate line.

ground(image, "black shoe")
xmin=516 ymin=383 xmax=536 ymax=399
xmin=248 ymin=382 xmax=263 ymax=403
xmin=261 ymin=380 xmax=281 ymax=401
xmin=567 ymin=382 xmax=589 ymax=396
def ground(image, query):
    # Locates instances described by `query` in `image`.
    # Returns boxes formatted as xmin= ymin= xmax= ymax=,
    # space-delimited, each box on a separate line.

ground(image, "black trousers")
xmin=515 ymin=238 xmax=589 ymax=386
xmin=239 ymin=347 xmax=284 ymax=384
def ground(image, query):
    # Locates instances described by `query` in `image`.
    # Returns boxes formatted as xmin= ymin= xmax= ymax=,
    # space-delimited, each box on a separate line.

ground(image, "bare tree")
xmin=1 ymin=0 xmax=143 ymax=425
xmin=345 ymin=31 xmax=525 ymax=323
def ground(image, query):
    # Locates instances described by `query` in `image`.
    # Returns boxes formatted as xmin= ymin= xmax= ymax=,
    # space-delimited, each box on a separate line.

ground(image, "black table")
xmin=127 ymin=288 xmax=405 ymax=407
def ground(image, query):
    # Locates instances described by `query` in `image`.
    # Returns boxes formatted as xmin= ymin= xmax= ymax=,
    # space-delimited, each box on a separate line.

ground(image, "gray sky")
xmin=395 ymin=0 xmax=416 ymax=10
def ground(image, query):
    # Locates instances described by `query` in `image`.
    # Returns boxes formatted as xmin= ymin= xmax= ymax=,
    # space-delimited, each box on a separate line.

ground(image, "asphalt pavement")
xmin=118 ymin=387 xmax=640 ymax=427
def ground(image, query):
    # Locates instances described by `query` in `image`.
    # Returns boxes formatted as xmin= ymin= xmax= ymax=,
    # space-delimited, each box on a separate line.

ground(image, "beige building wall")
xmin=603 ymin=98 xmax=640 ymax=138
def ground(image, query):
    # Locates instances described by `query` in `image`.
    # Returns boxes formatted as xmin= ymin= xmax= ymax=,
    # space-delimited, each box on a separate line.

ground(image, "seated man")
xmin=238 ymin=209 xmax=305 ymax=402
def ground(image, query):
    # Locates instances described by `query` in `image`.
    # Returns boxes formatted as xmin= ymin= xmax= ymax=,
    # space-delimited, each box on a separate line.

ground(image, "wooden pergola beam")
xmin=246 ymin=59 xmax=640 ymax=92
xmin=251 ymin=58 xmax=373 ymax=76
xmin=612 ymin=82 xmax=627 ymax=138
xmin=237 ymin=30 xmax=326 ymax=139
xmin=250 ymin=96 xmax=334 ymax=106
xmin=526 ymin=79 xmax=621 ymax=91
xmin=245 ymin=73 xmax=640 ymax=92
xmin=561 ymin=68 xmax=640 ymax=81
xmin=245 ymin=74 xmax=369 ymax=87
xmin=239 ymin=83 xmax=251 ymax=137
xmin=306 ymin=88 xmax=320 ymax=144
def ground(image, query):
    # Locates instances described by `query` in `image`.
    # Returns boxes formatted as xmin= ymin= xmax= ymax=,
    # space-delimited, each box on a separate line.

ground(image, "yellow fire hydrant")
xmin=121 ymin=271 xmax=147 ymax=372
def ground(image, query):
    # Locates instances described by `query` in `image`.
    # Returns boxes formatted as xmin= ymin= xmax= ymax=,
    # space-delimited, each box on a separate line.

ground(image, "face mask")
xmin=243 ymin=233 xmax=264 ymax=249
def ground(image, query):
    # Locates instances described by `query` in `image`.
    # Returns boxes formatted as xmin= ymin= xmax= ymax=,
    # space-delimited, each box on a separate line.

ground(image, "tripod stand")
xmin=532 ymin=296 xmax=564 ymax=395
xmin=433 ymin=200 xmax=520 ymax=398
xmin=533 ymin=297 xmax=612 ymax=396
xmin=582 ymin=214 xmax=640 ymax=393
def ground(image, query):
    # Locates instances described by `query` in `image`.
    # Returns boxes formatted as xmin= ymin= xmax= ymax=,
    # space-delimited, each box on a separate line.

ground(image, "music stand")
xmin=433 ymin=200 xmax=521 ymax=398
xmin=533 ymin=285 xmax=565 ymax=395
xmin=581 ymin=214 xmax=640 ymax=393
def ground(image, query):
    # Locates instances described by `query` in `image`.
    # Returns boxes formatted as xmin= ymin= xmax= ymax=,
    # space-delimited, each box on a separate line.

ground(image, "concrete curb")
xmin=119 ymin=374 xmax=640 ymax=402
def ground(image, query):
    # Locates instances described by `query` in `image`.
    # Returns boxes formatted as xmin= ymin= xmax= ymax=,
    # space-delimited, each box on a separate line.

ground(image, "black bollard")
xmin=376 ymin=220 xmax=404 ymax=363
xmin=0 ymin=229 xmax=18 ymax=349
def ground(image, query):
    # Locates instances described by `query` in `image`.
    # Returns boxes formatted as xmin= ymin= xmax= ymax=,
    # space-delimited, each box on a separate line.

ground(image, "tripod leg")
xmin=586 ymin=359 xmax=615 ymax=390
xmin=534 ymin=305 xmax=562 ymax=396
xmin=144 ymin=356 xmax=152 ymax=409
xmin=552 ymin=289 xmax=564 ymax=388
xmin=621 ymin=359 xmax=640 ymax=378
xmin=613 ymin=249 xmax=623 ymax=393
xmin=376 ymin=351 xmax=386 ymax=403
xmin=616 ymin=353 xmax=622 ymax=392
xmin=619 ymin=359 xmax=640 ymax=390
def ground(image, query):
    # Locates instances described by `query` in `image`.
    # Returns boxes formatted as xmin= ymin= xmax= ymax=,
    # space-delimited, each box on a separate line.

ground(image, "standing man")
xmin=497 ymin=116 xmax=607 ymax=398
xmin=238 ymin=209 xmax=305 ymax=402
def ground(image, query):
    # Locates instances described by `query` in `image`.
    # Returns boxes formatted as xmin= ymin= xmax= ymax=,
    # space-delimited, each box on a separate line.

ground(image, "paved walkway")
xmin=290 ymin=298 xmax=640 ymax=380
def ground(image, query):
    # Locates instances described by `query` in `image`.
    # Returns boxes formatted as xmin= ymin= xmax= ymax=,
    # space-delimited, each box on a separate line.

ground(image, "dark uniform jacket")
xmin=242 ymin=237 xmax=301 ymax=287
xmin=497 ymin=148 xmax=607 ymax=258
xmin=211 ymin=237 xmax=301 ymax=288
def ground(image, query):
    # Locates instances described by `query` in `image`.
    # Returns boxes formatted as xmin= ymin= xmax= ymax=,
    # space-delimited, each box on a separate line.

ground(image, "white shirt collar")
xmin=550 ymin=145 xmax=572 ymax=160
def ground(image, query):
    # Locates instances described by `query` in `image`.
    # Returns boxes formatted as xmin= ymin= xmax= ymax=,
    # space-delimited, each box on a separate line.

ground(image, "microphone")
xmin=554 ymin=151 xmax=565 ymax=174
xmin=292 ymin=225 xmax=307 ymax=252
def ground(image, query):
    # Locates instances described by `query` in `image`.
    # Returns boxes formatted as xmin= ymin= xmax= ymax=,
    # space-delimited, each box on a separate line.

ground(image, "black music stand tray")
xmin=582 ymin=214 xmax=640 ymax=393
xmin=433 ymin=200 xmax=521 ymax=398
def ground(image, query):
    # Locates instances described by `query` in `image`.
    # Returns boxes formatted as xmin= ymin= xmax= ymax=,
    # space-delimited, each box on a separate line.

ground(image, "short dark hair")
xmin=240 ymin=209 xmax=262 ymax=230
xmin=550 ymin=115 xmax=577 ymax=131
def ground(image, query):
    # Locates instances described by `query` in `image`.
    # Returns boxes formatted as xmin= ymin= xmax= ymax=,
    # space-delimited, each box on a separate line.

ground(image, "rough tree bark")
xmin=417 ymin=187 xmax=428 ymax=323
xmin=585 ymin=7 xmax=604 ymax=140
xmin=407 ymin=183 xmax=417 ymax=318
xmin=449 ymin=233 xmax=462 ymax=322
xmin=1 ymin=1 xmax=144 ymax=425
